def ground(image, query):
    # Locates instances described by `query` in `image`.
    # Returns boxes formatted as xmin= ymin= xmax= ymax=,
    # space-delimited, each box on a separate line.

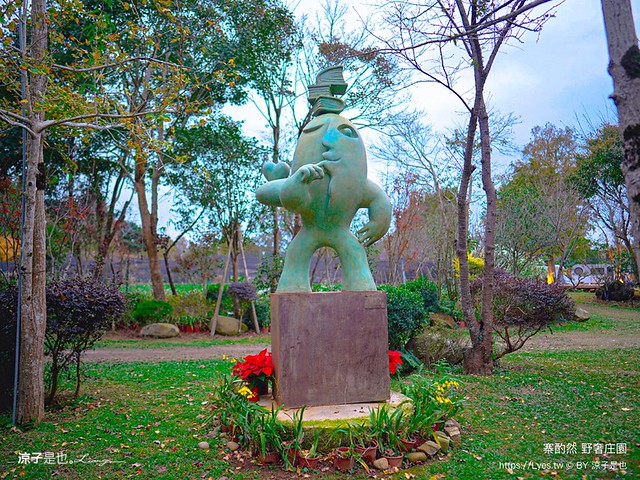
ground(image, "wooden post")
xmin=237 ymin=223 xmax=260 ymax=334
xmin=211 ymin=236 xmax=233 ymax=336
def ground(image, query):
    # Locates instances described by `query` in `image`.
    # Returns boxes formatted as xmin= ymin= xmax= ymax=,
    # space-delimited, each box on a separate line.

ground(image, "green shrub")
xmin=167 ymin=291 xmax=212 ymax=330
xmin=0 ymin=278 xmax=126 ymax=406
xmin=378 ymin=284 xmax=427 ymax=350
xmin=311 ymin=283 xmax=342 ymax=292
xmin=168 ymin=291 xmax=211 ymax=319
xmin=241 ymin=296 xmax=271 ymax=329
xmin=132 ymin=299 xmax=173 ymax=326
xmin=402 ymin=276 xmax=440 ymax=313
xmin=205 ymin=283 xmax=235 ymax=313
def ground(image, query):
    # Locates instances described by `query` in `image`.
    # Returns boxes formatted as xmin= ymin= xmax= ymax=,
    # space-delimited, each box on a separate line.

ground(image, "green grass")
xmin=1 ymin=291 xmax=637 ymax=479
xmin=1 ymin=349 xmax=637 ymax=479
xmin=124 ymin=283 xmax=204 ymax=297
xmin=94 ymin=335 xmax=270 ymax=350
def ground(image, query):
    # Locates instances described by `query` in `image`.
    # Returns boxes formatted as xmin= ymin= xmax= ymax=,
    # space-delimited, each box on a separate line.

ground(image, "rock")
xmin=433 ymin=431 xmax=450 ymax=453
xmin=197 ymin=441 xmax=210 ymax=450
xmin=373 ymin=458 xmax=389 ymax=470
xmin=406 ymin=452 xmax=427 ymax=463
xmin=139 ymin=323 xmax=179 ymax=338
xmin=444 ymin=426 xmax=461 ymax=448
xmin=430 ymin=312 xmax=456 ymax=328
xmin=215 ymin=316 xmax=248 ymax=336
xmin=226 ymin=441 xmax=239 ymax=452
xmin=445 ymin=418 xmax=461 ymax=430
xmin=407 ymin=325 xmax=470 ymax=367
xmin=417 ymin=440 xmax=441 ymax=456
xmin=575 ymin=307 xmax=590 ymax=322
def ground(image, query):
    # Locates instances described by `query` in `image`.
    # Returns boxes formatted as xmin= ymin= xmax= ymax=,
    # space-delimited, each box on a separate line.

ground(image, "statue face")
xmin=292 ymin=114 xmax=367 ymax=177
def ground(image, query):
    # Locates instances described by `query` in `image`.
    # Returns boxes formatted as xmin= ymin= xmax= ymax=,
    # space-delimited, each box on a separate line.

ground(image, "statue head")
xmin=291 ymin=113 xmax=367 ymax=180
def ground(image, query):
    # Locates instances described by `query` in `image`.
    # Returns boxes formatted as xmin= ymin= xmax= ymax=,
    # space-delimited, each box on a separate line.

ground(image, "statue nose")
xmin=321 ymin=127 xmax=339 ymax=150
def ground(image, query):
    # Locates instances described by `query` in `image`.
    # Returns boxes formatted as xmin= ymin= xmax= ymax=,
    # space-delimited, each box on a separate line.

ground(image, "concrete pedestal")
xmin=270 ymin=291 xmax=390 ymax=408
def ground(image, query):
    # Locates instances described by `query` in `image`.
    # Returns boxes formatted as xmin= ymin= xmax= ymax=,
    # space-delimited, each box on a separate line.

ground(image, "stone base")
xmin=258 ymin=392 xmax=412 ymax=452
xmin=271 ymin=291 xmax=390 ymax=408
xmin=258 ymin=391 xmax=411 ymax=425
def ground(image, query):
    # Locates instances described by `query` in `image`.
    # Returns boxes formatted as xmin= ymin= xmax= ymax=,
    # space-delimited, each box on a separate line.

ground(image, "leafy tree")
xmin=169 ymin=116 xmax=268 ymax=286
xmin=0 ymin=0 xmax=191 ymax=423
xmin=569 ymin=123 xmax=637 ymax=282
xmin=496 ymin=124 xmax=589 ymax=282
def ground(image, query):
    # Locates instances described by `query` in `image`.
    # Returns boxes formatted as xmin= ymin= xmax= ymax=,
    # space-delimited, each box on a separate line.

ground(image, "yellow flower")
xmin=238 ymin=386 xmax=253 ymax=398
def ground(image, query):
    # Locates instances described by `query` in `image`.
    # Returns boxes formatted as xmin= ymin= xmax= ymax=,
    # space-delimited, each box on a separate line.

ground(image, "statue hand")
xmin=262 ymin=162 xmax=290 ymax=181
xmin=296 ymin=164 xmax=325 ymax=183
xmin=357 ymin=220 xmax=386 ymax=248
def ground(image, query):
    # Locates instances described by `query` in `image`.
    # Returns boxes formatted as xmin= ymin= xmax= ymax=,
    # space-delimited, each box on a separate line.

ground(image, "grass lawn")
xmin=1 ymin=293 xmax=637 ymax=479
xmin=94 ymin=335 xmax=270 ymax=350
xmin=1 ymin=347 xmax=637 ymax=479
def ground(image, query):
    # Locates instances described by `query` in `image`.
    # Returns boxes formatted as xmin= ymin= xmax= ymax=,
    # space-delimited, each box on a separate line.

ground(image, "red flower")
xmin=388 ymin=350 xmax=403 ymax=374
xmin=232 ymin=349 xmax=274 ymax=383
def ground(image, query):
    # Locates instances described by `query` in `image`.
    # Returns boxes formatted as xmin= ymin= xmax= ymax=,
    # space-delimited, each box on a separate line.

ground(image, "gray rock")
xmin=140 ymin=323 xmax=179 ymax=338
xmin=417 ymin=440 xmax=441 ymax=456
xmin=215 ymin=316 xmax=248 ymax=336
xmin=407 ymin=325 xmax=470 ymax=367
xmin=433 ymin=431 xmax=451 ymax=453
xmin=373 ymin=458 xmax=389 ymax=470
xmin=406 ymin=452 xmax=427 ymax=463
xmin=444 ymin=426 xmax=461 ymax=448
xmin=226 ymin=441 xmax=240 ymax=452
xmin=197 ymin=441 xmax=210 ymax=450
xmin=445 ymin=419 xmax=461 ymax=430
xmin=430 ymin=312 xmax=456 ymax=328
xmin=575 ymin=307 xmax=590 ymax=322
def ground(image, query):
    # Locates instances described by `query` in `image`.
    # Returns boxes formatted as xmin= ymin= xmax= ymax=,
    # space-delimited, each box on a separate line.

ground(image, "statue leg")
xmin=276 ymin=229 xmax=318 ymax=293
xmin=332 ymin=230 xmax=376 ymax=291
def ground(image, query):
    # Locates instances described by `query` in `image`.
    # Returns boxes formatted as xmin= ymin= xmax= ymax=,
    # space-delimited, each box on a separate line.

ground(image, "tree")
xmin=300 ymin=0 xmax=408 ymax=132
xmin=496 ymin=124 xmax=590 ymax=281
xmin=170 ymin=116 xmax=267 ymax=287
xmin=472 ymin=271 xmax=575 ymax=360
xmin=376 ymin=0 xmax=560 ymax=374
xmin=569 ymin=123 xmax=637 ymax=282
xmin=223 ymin=0 xmax=300 ymax=281
xmin=601 ymin=0 xmax=640 ymax=282
xmin=0 ymin=0 xmax=193 ymax=424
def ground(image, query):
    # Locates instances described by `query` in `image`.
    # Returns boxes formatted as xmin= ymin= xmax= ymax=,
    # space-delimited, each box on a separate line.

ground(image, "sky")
xmin=154 ymin=0 xmax=640 ymax=238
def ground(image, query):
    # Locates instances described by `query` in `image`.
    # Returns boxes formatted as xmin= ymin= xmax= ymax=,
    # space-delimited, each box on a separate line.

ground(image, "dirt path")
xmin=84 ymin=343 xmax=267 ymax=363
xmin=84 ymin=330 xmax=640 ymax=364
xmin=522 ymin=331 xmax=640 ymax=351
xmin=84 ymin=302 xmax=640 ymax=363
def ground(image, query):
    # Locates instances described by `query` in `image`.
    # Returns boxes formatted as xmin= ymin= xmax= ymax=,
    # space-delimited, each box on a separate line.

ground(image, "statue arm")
xmin=256 ymin=179 xmax=286 ymax=207
xmin=279 ymin=164 xmax=325 ymax=214
xmin=358 ymin=179 xmax=392 ymax=247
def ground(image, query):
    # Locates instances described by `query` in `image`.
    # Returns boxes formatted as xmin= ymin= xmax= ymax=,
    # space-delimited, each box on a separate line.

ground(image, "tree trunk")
xmin=457 ymin=108 xmax=478 ymax=365
xmin=164 ymin=251 xmax=177 ymax=296
xmin=601 ymin=0 xmax=640 ymax=278
xmin=134 ymin=158 xmax=165 ymax=300
xmin=471 ymin=98 xmax=496 ymax=375
xmin=17 ymin=0 xmax=48 ymax=425
xmin=17 ymin=134 xmax=47 ymax=424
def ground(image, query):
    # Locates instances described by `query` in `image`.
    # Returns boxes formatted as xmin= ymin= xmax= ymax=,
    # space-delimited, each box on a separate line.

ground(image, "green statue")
xmin=256 ymin=66 xmax=391 ymax=292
